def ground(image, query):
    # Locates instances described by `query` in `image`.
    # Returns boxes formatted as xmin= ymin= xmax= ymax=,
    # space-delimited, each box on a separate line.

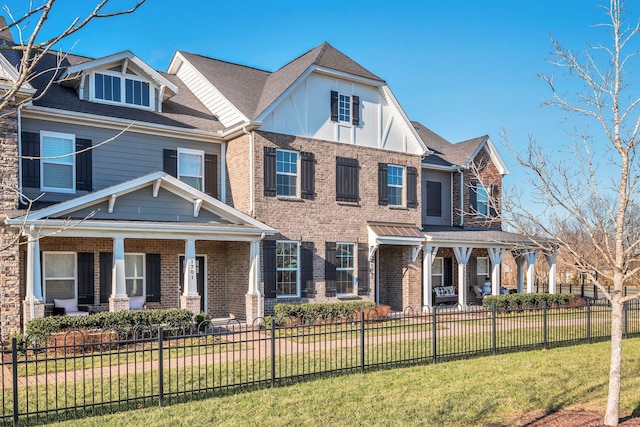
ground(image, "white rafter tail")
xmin=193 ymin=199 xmax=202 ymax=217
xmin=411 ymin=245 xmax=421 ymax=262
xmin=153 ymin=179 xmax=162 ymax=197
xmin=108 ymin=194 xmax=117 ymax=214
xmin=368 ymin=243 xmax=379 ymax=262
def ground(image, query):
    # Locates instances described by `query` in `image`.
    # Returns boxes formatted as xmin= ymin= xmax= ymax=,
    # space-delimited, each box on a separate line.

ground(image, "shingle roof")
xmin=1 ymin=47 xmax=223 ymax=132
xmin=413 ymin=121 xmax=487 ymax=168
xmin=182 ymin=42 xmax=384 ymax=120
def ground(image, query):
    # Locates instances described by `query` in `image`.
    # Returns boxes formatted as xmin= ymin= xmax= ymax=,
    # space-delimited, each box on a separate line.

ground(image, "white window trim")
xmin=124 ymin=253 xmax=146 ymax=298
xmin=43 ymin=252 xmax=77 ymax=304
xmin=336 ymin=242 xmax=356 ymax=296
xmin=387 ymin=164 xmax=405 ymax=207
xmin=89 ymin=70 xmax=156 ymax=111
xmin=40 ymin=130 xmax=76 ymax=194
xmin=275 ymin=149 xmax=300 ymax=198
xmin=338 ymin=93 xmax=352 ymax=125
xmin=276 ymin=240 xmax=300 ymax=298
xmin=432 ymin=257 xmax=444 ymax=287
xmin=177 ymin=147 xmax=205 ymax=191
xmin=476 ymin=184 xmax=490 ymax=217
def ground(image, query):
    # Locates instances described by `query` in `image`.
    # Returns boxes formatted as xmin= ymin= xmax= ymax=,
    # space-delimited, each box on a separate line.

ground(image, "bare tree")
xmin=503 ymin=1 xmax=640 ymax=424
xmin=0 ymin=0 xmax=146 ymax=111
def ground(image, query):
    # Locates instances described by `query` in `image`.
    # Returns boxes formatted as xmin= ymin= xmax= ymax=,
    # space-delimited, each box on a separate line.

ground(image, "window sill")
xmin=389 ymin=206 xmax=409 ymax=211
xmin=275 ymin=295 xmax=301 ymax=300
xmin=276 ymin=196 xmax=305 ymax=203
xmin=337 ymin=295 xmax=360 ymax=301
xmin=336 ymin=200 xmax=360 ymax=207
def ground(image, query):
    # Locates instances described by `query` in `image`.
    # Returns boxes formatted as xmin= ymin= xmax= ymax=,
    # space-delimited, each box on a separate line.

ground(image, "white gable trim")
xmin=62 ymin=51 xmax=179 ymax=96
xmin=465 ymin=136 xmax=510 ymax=176
xmin=7 ymin=171 xmax=276 ymax=232
xmin=0 ymin=54 xmax=36 ymax=95
xmin=379 ymin=86 xmax=429 ymax=156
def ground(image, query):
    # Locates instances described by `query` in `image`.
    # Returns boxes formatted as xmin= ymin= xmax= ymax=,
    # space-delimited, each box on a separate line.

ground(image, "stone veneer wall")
xmin=0 ymin=103 xmax=20 ymax=338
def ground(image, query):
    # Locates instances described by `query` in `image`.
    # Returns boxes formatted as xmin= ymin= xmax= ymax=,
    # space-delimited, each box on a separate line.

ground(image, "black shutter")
xmin=357 ymin=243 xmax=369 ymax=296
xmin=77 ymin=252 xmax=95 ymax=305
xmin=352 ymin=95 xmax=360 ymax=126
xmin=146 ymin=253 xmax=161 ymax=302
xmin=300 ymin=242 xmax=314 ymax=298
xmin=469 ymin=181 xmax=478 ymax=213
xmin=490 ymin=185 xmax=499 ymax=217
xmin=75 ymin=138 xmax=92 ymax=191
xmin=406 ymin=166 xmax=418 ymax=208
xmin=426 ymin=181 xmax=442 ymax=217
xmin=263 ymin=147 xmax=277 ymax=197
xmin=301 ymin=151 xmax=315 ymax=200
xmin=336 ymin=157 xmax=359 ymax=202
xmin=163 ymin=149 xmax=177 ymax=177
xmin=469 ymin=256 xmax=478 ymax=287
xmin=443 ymin=257 xmax=453 ymax=287
xmin=99 ymin=252 xmax=113 ymax=304
xmin=204 ymin=153 xmax=218 ymax=198
xmin=325 ymin=242 xmax=337 ymax=297
xmin=330 ymin=91 xmax=339 ymax=122
xmin=21 ymin=131 xmax=40 ymax=188
xmin=378 ymin=163 xmax=388 ymax=206
xmin=263 ymin=240 xmax=277 ymax=298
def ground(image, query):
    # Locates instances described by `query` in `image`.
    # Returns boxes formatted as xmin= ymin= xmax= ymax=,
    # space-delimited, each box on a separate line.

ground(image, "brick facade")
xmin=226 ymin=130 xmax=424 ymax=312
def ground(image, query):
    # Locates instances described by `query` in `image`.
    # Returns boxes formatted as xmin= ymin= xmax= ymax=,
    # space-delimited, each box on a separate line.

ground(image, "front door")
xmin=179 ymin=256 xmax=206 ymax=312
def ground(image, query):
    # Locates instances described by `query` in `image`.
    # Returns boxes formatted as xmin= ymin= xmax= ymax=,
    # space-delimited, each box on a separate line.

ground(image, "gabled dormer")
xmin=60 ymin=51 xmax=179 ymax=112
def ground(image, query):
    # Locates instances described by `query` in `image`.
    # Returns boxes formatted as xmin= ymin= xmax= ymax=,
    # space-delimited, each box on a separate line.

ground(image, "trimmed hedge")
xmin=482 ymin=293 xmax=575 ymax=311
xmin=26 ymin=308 xmax=195 ymax=338
xmin=271 ymin=301 xmax=376 ymax=325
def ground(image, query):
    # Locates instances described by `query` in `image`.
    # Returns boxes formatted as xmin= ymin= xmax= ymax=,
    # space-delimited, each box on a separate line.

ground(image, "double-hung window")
xmin=387 ymin=165 xmax=404 ymax=206
xmin=43 ymin=252 xmax=76 ymax=304
xmin=125 ymin=254 xmax=145 ymax=297
xmin=476 ymin=184 xmax=490 ymax=216
xmin=336 ymin=243 xmax=355 ymax=295
xmin=41 ymin=131 xmax=75 ymax=192
xmin=276 ymin=241 xmax=299 ymax=297
xmin=178 ymin=148 xmax=204 ymax=191
xmin=338 ymin=94 xmax=351 ymax=123
xmin=477 ymin=257 xmax=489 ymax=285
xmin=432 ymin=257 xmax=443 ymax=287
xmin=93 ymin=72 xmax=151 ymax=109
xmin=276 ymin=149 xmax=298 ymax=197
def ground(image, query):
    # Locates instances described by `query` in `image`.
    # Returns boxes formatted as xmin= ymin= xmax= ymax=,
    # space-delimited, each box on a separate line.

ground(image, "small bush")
xmin=482 ymin=293 xmax=575 ymax=311
xmin=273 ymin=301 xmax=376 ymax=324
xmin=26 ymin=308 xmax=195 ymax=338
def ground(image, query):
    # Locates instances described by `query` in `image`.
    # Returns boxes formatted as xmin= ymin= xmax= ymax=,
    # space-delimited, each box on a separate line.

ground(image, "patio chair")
xmin=53 ymin=298 xmax=89 ymax=316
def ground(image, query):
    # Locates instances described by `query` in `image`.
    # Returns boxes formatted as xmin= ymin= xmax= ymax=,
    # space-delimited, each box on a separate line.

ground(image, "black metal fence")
xmin=2 ymin=299 xmax=640 ymax=425
xmin=532 ymin=283 xmax=639 ymax=299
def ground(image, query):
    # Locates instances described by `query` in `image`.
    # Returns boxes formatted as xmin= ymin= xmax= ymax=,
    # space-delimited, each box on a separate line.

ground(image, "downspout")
xmin=243 ymin=126 xmax=255 ymax=216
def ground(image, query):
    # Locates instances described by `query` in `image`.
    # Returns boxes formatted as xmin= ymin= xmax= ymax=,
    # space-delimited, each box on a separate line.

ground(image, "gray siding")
xmin=55 ymin=188 xmax=232 ymax=223
xmin=22 ymin=118 xmax=222 ymax=204
xmin=422 ymin=169 xmax=452 ymax=226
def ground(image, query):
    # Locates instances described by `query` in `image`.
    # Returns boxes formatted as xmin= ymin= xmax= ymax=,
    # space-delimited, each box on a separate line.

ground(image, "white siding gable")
xmin=175 ymin=58 xmax=249 ymax=128
xmin=260 ymin=72 xmax=424 ymax=155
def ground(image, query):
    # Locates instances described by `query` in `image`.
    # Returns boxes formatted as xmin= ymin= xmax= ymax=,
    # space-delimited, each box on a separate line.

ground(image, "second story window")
xmin=41 ymin=131 xmax=75 ymax=193
xmin=178 ymin=148 xmax=204 ymax=191
xmin=276 ymin=149 xmax=298 ymax=197
xmin=387 ymin=165 xmax=404 ymax=206
xmin=338 ymin=94 xmax=351 ymax=122
xmin=93 ymin=72 xmax=151 ymax=109
xmin=476 ymin=184 xmax=490 ymax=216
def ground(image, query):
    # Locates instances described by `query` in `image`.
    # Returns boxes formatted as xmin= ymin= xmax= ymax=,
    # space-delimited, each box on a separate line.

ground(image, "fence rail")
xmin=2 ymin=299 xmax=640 ymax=425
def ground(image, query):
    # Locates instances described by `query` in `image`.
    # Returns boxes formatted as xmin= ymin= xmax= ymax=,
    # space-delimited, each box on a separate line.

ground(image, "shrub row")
xmin=267 ymin=301 xmax=376 ymax=326
xmin=482 ymin=293 xmax=575 ymax=310
xmin=26 ymin=309 xmax=195 ymax=338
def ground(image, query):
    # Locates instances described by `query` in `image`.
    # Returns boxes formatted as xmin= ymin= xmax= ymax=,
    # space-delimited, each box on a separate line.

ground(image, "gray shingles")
xmin=413 ymin=120 xmax=487 ymax=168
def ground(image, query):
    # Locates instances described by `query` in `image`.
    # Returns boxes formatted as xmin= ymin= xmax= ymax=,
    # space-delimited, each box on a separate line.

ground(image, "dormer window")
xmin=92 ymin=71 xmax=152 ymax=109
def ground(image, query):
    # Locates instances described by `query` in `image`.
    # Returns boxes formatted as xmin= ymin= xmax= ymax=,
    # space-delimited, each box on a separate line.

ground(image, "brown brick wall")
xmin=225 ymin=133 xmax=251 ymax=212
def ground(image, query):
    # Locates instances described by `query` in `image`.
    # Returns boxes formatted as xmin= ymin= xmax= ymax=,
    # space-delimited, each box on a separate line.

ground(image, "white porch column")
xmin=453 ymin=246 xmax=473 ymax=307
xmin=182 ymin=239 xmax=198 ymax=297
xmin=546 ymin=252 xmax=557 ymax=294
xmin=525 ymin=251 xmax=537 ymax=294
xmin=246 ymin=240 xmax=263 ymax=323
xmin=422 ymin=245 xmax=439 ymax=310
xmin=110 ymin=237 xmax=129 ymax=312
xmin=514 ymin=254 xmax=525 ymax=293
xmin=23 ymin=232 xmax=44 ymax=328
xmin=488 ymin=247 xmax=504 ymax=296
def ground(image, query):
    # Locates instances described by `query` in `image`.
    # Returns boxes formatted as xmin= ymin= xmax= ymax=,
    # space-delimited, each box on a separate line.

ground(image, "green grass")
xmin=45 ymin=337 xmax=640 ymax=427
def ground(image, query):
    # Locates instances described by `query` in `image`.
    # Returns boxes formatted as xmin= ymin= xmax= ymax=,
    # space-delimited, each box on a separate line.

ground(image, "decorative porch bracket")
xmin=488 ymin=247 xmax=505 ymax=295
xmin=545 ymin=251 xmax=557 ymax=294
xmin=524 ymin=250 xmax=537 ymax=294
xmin=453 ymin=246 xmax=473 ymax=307
xmin=422 ymin=245 xmax=439 ymax=310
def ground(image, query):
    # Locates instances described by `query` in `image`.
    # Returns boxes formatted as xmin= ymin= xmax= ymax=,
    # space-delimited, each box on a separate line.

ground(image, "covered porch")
xmin=422 ymin=228 xmax=557 ymax=309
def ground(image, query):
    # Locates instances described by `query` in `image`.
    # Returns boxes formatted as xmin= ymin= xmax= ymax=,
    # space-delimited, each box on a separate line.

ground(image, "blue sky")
xmin=10 ymin=0 xmax=623 ymax=207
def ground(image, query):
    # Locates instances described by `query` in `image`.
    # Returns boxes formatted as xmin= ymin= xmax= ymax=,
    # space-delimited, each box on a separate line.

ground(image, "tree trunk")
xmin=604 ymin=298 xmax=624 ymax=426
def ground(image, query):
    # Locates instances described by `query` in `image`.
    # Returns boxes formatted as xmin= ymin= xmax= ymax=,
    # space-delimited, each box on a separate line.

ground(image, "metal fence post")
xmin=12 ymin=337 xmax=18 ymax=427
xmin=581 ymin=284 xmax=585 ymax=298
xmin=158 ymin=326 xmax=164 ymax=407
xmin=492 ymin=304 xmax=497 ymax=356
xmin=623 ymin=302 xmax=628 ymax=339
xmin=586 ymin=299 xmax=592 ymax=344
xmin=270 ymin=318 xmax=276 ymax=388
xmin=431 ymin=306 xmax=437 ymax=364
xmin=360 ymin=310 xmax=365 ymax=373
xmin=543 ymin=300 xmax=548 ymax=350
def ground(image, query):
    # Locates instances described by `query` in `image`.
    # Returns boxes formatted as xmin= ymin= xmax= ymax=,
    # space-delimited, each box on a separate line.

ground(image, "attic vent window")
xmin=93 ymin=71 xmax=152 ymax=109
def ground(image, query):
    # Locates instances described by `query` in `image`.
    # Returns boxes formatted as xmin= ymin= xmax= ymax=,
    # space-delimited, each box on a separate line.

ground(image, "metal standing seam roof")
xmin=368 ymin=222 xmax=424 ymax=239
